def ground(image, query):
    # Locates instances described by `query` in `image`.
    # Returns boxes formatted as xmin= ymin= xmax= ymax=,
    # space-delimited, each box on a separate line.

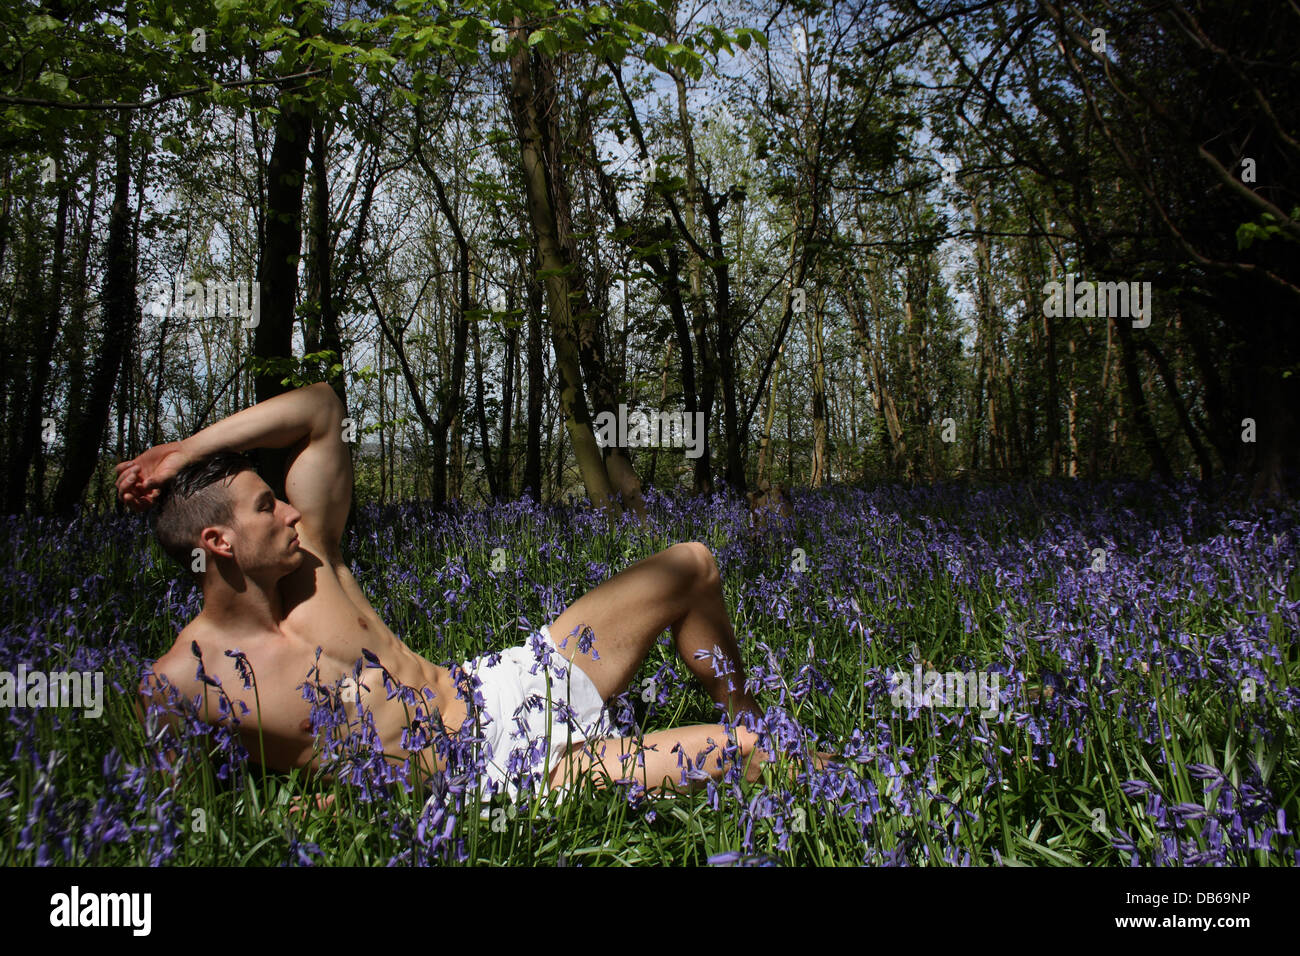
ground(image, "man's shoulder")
xmin=144 ymin=620 xmax=210 ymax=698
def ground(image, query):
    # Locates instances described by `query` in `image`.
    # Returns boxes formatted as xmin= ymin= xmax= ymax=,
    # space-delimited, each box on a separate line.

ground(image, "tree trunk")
xmin=253 ymin=91 xmax=312 ymax=500
xmin=471 ymin=309 xmax=498 ymax=499
xmin=497 ymin=293 xmax=517 ymax=498
xmin=671 ymin=63 xmax=716 ymax=495
xmin=1043 ymin=255 xmax=1061 ymax=478
xmin=2 ymin=219 xmax=42 ymax=510
xmin=1087 ymin=315 xmax=1113 ymax=478
xmin=12 ymin=175 xmax=68 ymax=512
xmin=52 ymin=119 xmax=134 ymax=513
xmin=1112 ymin=316 xmax=1173 ymax=480
xmin=254 ymin=97 xmax=311 ymax=404
xmin=506 ymin=31 xmax=616 ymax=513
xmin=303 ymin=115 xmax=339 ymax=379
xmin=856 ymin=266 xmax=907 ymax=475
xmin=522 ymin=252 xmax=544 ymax=500
xmin=700 ymin=187 xmax=743 ymax=491
xmin=756 ymin=343 xmax=783 ymax=487
xmin=807 ymin=287 xmax=827 ymax=487
xmin=362 ymin=272 xmax=445 ymax=505
xmin=412 ymin=154 xmax=472 ymax=508
xmin=971 ymin=189 xmax=1000 ymax=473
xmin=378 ymin=331 xmax=387 ymax=501
xmin=646 ymin=340 xmax=672 ymax=488
xmin=1138 ymin=329 xmax=1213 ymax=479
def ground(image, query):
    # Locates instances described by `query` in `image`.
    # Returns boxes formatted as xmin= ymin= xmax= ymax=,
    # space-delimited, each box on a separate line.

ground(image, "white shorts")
xmin=460 ymin=624 xmax=615 ymax=802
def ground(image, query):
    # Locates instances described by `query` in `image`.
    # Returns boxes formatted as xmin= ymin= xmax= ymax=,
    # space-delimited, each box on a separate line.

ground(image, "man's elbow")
xmin=306 ymin=382 xmax=345 ymax=437
xmin=305 ymin=382 xmax=340 ymax=408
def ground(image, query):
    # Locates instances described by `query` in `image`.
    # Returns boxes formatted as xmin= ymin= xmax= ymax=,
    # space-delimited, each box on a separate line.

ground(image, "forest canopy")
xmin=1 ymin=0 xmax=1295 ymax=515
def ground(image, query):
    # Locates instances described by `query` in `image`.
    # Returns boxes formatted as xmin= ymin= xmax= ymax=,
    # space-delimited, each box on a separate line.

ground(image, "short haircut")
xmin=152 ymin=451 xmax=256 ymax=580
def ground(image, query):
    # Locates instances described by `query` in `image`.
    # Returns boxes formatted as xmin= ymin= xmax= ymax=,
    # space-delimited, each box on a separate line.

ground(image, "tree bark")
xmin=522 ymin=251 xmax=544 ymax=500
xmin=471 ymin=308 xmax=498 ymax=499
xmin=506 ymin=32 xmax=616 ymax=513
xmin=252 ymin=87 xmax=312 ymax=500
xmin=807 ymin=289 xmax=827 ymax=487
xmin=497 ymin=292 xmax=517 ymax=498
xmin=10 ymin=174 xmax=68 ymax=512
xmin=253 ymin=96 xmax=311 ymax=404
xmin=1112 ymin=316 xmax=1173 ymax=480
xmin=700 ymin=187 xmax=743 ymax=491
xmin=52 ymin=119 xmax=134 ymax=513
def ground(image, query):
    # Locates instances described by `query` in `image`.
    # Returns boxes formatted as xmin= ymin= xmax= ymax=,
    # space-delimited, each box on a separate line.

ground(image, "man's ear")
xmin=197 ymin=525 xmax=236 ymax=562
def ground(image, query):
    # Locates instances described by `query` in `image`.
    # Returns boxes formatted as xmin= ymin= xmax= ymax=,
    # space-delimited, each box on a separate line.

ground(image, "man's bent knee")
xmin=672 ymin=541 xmax=720 ymax=592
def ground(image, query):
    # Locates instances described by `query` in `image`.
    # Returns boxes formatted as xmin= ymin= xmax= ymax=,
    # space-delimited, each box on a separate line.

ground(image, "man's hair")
xmin=152 ymin=451 xmax=256 ymax=579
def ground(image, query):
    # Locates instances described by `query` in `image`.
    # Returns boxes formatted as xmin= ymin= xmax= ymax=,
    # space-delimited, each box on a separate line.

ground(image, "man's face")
xmin=213 ymin=470 xmax=303 ymax=581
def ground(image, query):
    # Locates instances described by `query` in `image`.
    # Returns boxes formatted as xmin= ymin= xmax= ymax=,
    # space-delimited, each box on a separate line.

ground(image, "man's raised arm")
xmin=116 ymin=382 xmax=351 ymax=553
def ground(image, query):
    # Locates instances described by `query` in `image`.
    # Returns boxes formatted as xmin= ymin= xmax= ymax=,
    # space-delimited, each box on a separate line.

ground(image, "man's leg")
xmin=544 ymin=541 xmax=758 ymax=722
xmin=540 ymin=542 xmax=836 ymax=793
xmin=548 ymin=723 xmax=766 ymax=793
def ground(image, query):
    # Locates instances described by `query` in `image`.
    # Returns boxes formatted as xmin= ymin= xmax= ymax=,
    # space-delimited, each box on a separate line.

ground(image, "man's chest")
xmin=204 ymin=636 xmax=384 ymax=769
xmin=276 ymin=545 xmax=400 ymax=669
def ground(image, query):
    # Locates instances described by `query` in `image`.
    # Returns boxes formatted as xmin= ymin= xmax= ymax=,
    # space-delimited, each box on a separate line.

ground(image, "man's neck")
xmin=199 ymin=574 xmax=286 ymax=636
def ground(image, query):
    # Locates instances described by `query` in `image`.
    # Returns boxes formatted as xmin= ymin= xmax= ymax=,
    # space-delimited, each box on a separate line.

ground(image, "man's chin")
xmin=277 ymin=549 xmax=305 ymax=576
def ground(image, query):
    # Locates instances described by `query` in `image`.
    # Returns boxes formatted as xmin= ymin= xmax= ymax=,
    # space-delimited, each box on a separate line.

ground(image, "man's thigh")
xmin=544 ymin=543 xmax=711 ymax=701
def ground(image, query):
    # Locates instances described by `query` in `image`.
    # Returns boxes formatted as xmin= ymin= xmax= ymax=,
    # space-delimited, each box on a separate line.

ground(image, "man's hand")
xmin=286 ymin=792 xmax=338 ymax=822
xmin=115 ymin=384 xmax=349 ymax=548
xmin=115 ymin=441 xmax=191 ymax=511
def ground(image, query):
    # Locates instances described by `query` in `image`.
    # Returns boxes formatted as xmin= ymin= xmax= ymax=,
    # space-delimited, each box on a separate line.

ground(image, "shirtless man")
xmin=118 ymin=382 xmax=781 ymax=802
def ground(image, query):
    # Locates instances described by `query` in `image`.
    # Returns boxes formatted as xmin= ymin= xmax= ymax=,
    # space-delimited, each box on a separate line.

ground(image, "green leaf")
xmin=25 ymin=14 xmax=62 ymax=33
xmin=135 ymin=24 xmax=168 ymax=47
xmin=37 ymin=71 xmax=68 ymax=92
xmin=1235 ymin=215 xmax=1290 ymax=250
